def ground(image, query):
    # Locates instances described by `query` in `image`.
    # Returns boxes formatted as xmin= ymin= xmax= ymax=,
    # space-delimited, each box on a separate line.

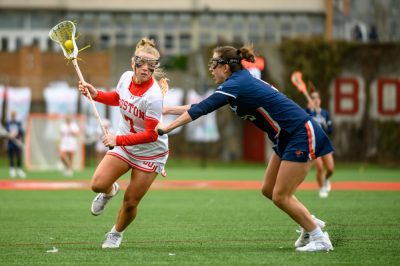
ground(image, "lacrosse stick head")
xmin=291 ymin=71 xmax=307 ymax=94
xmin=49 ymin=21 xmax=79 ymax=60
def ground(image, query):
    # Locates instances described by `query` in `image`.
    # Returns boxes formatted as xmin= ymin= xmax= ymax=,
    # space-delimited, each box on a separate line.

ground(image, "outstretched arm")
xmin=157 ymin=92 xmax=230 ymax=135
xmin=163 ymin=105 xmax=191 ymax=115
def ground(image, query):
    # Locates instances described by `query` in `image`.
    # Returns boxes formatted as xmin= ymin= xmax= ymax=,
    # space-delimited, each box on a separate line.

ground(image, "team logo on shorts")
xmin=295 ymin=150 xmax=304 ymax=157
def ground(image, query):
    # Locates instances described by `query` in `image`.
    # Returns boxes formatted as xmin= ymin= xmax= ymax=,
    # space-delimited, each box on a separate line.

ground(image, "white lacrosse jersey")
xmin=114 ymin=71 xmax=168 ymax=163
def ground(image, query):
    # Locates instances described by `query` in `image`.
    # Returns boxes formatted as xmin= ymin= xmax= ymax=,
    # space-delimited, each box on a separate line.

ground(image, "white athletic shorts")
xmin=107 ymin=146 xmax=168 ymax=176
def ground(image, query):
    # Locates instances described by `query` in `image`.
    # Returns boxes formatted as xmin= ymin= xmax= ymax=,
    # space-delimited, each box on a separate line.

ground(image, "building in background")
xmin=0 ymin=0 xmax=328 ymax=54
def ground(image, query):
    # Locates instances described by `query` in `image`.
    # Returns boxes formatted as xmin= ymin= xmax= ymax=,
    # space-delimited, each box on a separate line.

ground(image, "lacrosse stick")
xmin=49 ymin=21 xmax=112 ymax=148
xmin=290 ymin=71 xmax=314 ymax=107
xmin=0 ymin=124 xmax=24 ymax=149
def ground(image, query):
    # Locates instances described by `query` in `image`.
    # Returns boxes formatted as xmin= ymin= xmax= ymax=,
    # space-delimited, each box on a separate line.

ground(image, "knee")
xmin=271 ymin=192 xmax=287 ymax=208
xmin=122 ymin=197 xmax=140 ymax=213
xmin=326 ymin=168 xmax=334 ymax=178
xmin=90 ymin=175 xmax=108 ymax=193
xmin=261 ymin=187 xmax=273 ymax=200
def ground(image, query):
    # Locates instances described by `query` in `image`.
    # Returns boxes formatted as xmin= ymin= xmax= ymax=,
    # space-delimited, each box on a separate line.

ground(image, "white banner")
xmin=108 ymin=87 xmax=121 ymax=134
xmin=44 ymin=81 xmax=79 ymax=115
xmin=163 ymin=88 xmax=184 ymax=135
xmin=6 ymin=87 xmax=32 ymax=128
xmin=185 ymin=89 xmax=220 ymax=142
xmin=80 ymin=90 xmax=107 ymax=144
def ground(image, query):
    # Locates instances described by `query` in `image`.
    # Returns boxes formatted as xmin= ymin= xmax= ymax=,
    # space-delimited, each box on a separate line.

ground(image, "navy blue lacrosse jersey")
xmin=188 ymin=69 xmax=311 ymax=142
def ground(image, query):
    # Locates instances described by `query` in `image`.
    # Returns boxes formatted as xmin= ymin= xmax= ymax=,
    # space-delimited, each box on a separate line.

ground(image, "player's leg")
xmin=261 ymin=152 xmax=281 ymax=200
xmin=90 ymin=154 xmax=130 ymax=216
xmin=273 ymin=160 xmax=332 ymax=251
xmin=321 ymin=152 xmax=334 ymax=191
xmin=272 ymin=160 xmax=314 ymax=230
xmin=15 ymin=147 xmax=26 ymax=178
xmin=8 ymin=148 xmax=16 ymax=178
xmin=314 ymin=157 xmax=324 ymax=188
xmin=115 ymin=168 xmax=157 ymax=231
xmin=315 ymin=157 xmax=328 ymax=198
xmin=102 ymin=168 xmax=157 ymax=248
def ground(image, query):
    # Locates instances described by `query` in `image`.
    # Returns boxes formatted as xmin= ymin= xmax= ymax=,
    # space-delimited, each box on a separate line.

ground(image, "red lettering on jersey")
xmin=128 ymin=102 xmax=133 ymax=113
xmin=119 ymin=99 xmax=145 ymax=120
xmin=143 ymin=161 xmax=155 ymax=167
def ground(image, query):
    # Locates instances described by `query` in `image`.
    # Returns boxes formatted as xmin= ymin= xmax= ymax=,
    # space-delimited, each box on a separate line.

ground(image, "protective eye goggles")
xmin=134 ymin=56 xmax=160 ymax=69
xmin=208 ymin=57 xmax=241 ymax=70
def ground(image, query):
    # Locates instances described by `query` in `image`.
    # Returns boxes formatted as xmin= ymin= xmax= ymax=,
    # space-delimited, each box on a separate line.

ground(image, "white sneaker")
xmin=91 ymin=183 xmax=120 ymax=216
xmin=325 ymin=180 xmax=331 ymax=192
xmin=17 ymin=168 xmax=26 ymax=179
xmin=319 ymin=186 xmax=329 ymax=198
xmin=64 ymin=169 xmax=73 ymax=177
xmin=102 ymin=232 xmax=123 ymax=249
xmin=9 ymin=168 xmax=16 ymax=178
xmin=294 ymin=215 xmax=326 ymax=248
xmin=296 ymin=232 xmax=333 ymax=252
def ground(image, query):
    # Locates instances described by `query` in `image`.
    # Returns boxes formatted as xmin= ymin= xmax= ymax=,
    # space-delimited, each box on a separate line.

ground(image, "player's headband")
xmin=208 ymin=57 xmax=241 ymax=69
xmin=134 ymin=56 xmax=160 ymax=70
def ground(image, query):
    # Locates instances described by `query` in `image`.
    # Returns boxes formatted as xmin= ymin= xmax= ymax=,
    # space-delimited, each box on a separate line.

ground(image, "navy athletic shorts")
xmin=272 ymin=119 xmax=333 ymax=162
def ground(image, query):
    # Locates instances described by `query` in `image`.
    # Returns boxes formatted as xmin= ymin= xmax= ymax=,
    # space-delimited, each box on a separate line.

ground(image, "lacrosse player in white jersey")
xmin=78 ymin=38 xmax=169 ymax=249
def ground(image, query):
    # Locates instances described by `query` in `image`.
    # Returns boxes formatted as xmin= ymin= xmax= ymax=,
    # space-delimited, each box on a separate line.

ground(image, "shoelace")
xmin=105 ymin=233 xmax=120 ymax=243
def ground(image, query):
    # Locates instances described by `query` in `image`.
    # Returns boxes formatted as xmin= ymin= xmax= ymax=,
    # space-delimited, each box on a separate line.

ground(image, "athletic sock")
xmin=105 ymin=183 xmax=116 ymax=197
xmin=308 ymin=226 xmax=324 ymax=239
xmin=111 ymin=225 xmax=123 ymax=235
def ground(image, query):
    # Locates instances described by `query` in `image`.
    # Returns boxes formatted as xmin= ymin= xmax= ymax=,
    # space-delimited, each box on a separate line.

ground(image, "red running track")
xmin=1 ymin=180 xmax=400 ymax=191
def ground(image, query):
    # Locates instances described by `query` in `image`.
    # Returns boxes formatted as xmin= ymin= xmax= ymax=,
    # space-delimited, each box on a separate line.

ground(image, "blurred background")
xmin=0 ymin=0 xmax=399 ymax=172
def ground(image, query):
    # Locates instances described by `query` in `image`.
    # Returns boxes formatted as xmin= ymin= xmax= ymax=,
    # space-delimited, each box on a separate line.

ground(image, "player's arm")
xmin=78 ymin=81 xmax=120 ymax=106
xmin=116 ymin=117 xmax=159 ymax=146
xmin=163 ymin=105 xmax=191 ymax=115
xmin=106 ymin=97 xmax=162 ymax=147
xmin=158 ymin=92 xmax=229 ymax=135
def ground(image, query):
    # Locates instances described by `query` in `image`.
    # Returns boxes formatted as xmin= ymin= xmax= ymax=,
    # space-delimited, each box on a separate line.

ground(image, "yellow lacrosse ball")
xmin=64 ymin=40 xmax=74 ymax=51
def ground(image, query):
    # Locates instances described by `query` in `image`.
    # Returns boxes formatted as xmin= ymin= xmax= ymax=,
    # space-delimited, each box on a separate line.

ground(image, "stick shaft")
xmin=72 ymin=59 xmax=108 ymax=135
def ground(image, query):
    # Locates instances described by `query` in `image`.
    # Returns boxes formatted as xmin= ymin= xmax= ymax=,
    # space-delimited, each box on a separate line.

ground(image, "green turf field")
xmin=0 ymin=160 xmax=400 ymax=265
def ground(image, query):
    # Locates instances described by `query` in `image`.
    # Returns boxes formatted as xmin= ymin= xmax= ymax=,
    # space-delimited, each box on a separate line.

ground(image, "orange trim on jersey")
xmin=256 ymin=107 xmax=280 ymax=134
xmin=305 ymin=121 xmax=316 ymax=160
xmin=121 ymin=146 xmax=169 ymax=160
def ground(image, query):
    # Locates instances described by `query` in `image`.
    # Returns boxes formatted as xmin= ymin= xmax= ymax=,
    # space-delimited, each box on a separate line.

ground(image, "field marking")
xmin=1 ymin=180 xmax=400 ymax=191
xmin=1 ymin=236 xmax=400 ymax=248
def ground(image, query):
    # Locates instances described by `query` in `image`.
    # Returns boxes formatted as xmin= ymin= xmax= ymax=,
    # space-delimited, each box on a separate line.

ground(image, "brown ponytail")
xmin=213 ymin=43 xmax=256 ymax=72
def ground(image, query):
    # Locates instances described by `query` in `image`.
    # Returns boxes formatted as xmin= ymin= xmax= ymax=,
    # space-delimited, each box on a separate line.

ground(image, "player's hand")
xmin=102 ymin=133 xmax=116 ymax=148
xmin=155 ymin=123 xmax=167 ymax=136
xmin=78 ymin=81 xmax=98 ymax=99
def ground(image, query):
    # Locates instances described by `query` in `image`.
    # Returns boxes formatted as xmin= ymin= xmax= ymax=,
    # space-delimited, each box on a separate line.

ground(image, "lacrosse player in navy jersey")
xmin=304 ymin=84 xmax=334 ymax=198
xmin=158 ymin=44 xmax=334 ymax=252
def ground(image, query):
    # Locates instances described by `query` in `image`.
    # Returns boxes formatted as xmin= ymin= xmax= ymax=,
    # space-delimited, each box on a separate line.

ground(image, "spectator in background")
xmin=5 ymin=110 xmax=26 ymax=178
xmin=59 ymin=115 xmax=79 ymax=177
xmin=304 ymin=83 xmax=334 ymax=198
